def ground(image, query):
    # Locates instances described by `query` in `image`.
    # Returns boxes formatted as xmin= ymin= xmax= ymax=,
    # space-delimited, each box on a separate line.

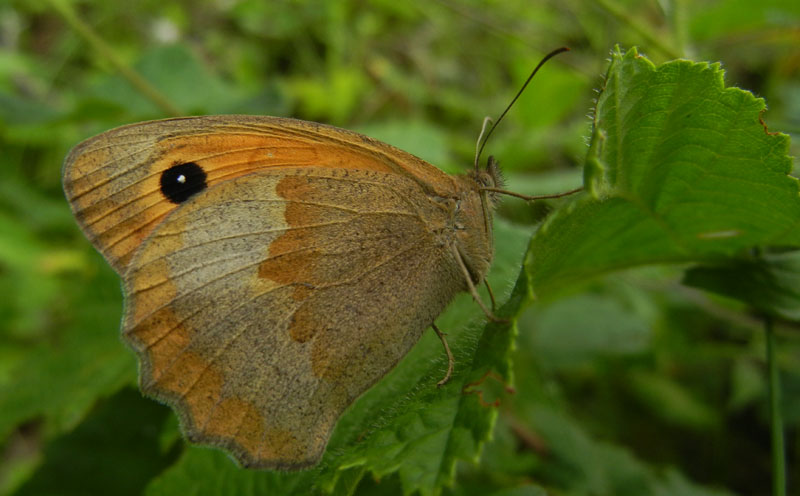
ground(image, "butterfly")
xmin=62 ymin=48 xmax=571 ymax=470
xmin=62 ymin=114 xmax=508 ymax=469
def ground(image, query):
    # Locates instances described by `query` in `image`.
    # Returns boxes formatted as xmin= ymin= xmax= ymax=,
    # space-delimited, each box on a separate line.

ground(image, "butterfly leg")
xmin=484 ymin=279 xmax=498 ymax=311
xmin=451 ymin=245 xmax=509 ymax=324
xmin=432 ymin=323 xmax=454 ymax=387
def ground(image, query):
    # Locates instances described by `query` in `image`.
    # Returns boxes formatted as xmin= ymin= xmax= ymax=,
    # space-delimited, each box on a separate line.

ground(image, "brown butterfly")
xmin=62 ymin=49 xmax=572 ymax=470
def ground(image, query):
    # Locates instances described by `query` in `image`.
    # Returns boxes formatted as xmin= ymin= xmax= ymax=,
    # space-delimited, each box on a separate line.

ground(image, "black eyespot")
xmin=160 ymin=162 xmax=207 ymax=204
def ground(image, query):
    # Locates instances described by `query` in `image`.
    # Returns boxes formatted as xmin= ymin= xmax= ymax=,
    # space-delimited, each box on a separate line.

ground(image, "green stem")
xmin=593 ymin=0 xmax=682 ymax=59
xmin=670 ymin=0 xmax=690 ymax=58
xmin=49 ymin=0 xmax=183 ymax=116
xmin=765 ymin=316 xmax=786 ymax=496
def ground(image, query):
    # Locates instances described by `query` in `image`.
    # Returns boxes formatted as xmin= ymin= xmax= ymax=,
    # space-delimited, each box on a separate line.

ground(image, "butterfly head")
xmin=477 ymin=155 xmax=504 ymax=204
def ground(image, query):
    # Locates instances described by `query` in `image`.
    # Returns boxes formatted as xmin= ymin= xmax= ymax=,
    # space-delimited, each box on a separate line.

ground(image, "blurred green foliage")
xmin=0 ymin=1 xmax=799 ymax=495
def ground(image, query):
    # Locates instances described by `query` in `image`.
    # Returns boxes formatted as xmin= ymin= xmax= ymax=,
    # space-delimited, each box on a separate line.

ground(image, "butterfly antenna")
xmin=474 ymin=46 xmax=570 ymax=169
xmin=473 ymin=117 xmax=494 ymax=172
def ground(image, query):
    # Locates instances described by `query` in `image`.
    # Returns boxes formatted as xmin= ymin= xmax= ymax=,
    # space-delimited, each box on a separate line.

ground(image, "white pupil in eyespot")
xmin=177 ymin=174 xmax=186 ymax=184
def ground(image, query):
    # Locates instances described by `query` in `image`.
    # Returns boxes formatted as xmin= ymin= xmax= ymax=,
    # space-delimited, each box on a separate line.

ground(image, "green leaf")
xmin=289 ymin=68 xmax=370 ymax=125
xmin=527 ymin=47 xmax=799 ymax=296
xmin=688 ymin=0 xmax=800 ymax=41
xmin=728 ymin=358 xmax=766 ymax=410
xmin=509 ymin=406 xmax=734 ymax=496
xmin=356 ymin=120 xmax=452 ymax=172
xmin=89 ymin=44 xmax=241 ymax=117
xmin=144 ymin=218 xmax=531 ymax=495
xmin=0 ymin=248 xmax=135 ymax=442
xmin=683 ymin=250 xmax=800 ymax=320
xmin=527 ymin=293 xmax=652 ymax=369
xmin=627 ymin=371 xmax=721 ymax=430
xmin=12 ymin=389 xmax=178 ymax=496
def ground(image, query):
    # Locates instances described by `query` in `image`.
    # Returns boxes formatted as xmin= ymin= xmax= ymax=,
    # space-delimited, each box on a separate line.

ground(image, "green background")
xmin=1 ymin=1 xmax=799 ymax=495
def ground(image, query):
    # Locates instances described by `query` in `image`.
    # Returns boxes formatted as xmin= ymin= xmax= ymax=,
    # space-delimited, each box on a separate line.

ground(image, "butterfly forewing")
xmin=62 ymin=116 xmax=456 ymax=274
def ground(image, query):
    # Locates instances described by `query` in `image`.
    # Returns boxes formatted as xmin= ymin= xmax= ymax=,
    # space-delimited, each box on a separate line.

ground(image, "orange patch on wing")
xmin=125 ymin=256 xmax=201 ymax=392
xmin=180 ymin=360 xmax=225 ymax=430
xmin=291 ymin=284 xmax=313 ymax=302
xmin=185 ymin=377 xmax=304 ymax=466
xmin=287 ymin=302 xmax=320 ymax=344
xmin=275 ymin=173 xmax=316 ymax=199
xmin=257 ymin=176 xmax=326 ymax=286
xmin=204 ymin=395 xmax=264 ymax=456
xmin=64 ymin=149 xmax=113 ymax=199
xmin=128 ymin=257 xmax=179 ymax=325
xmin=258 ymin=248 xmax=319 ymax=286
xmin=91 ymin=204 xmax=172 ymax=271
xmin=68 ymin=168 xmax=175 ymax=273
xmin=129 ymin=307 xmax=200 ymax=392
xmin=260 ymin=428 xmax=304 ymax=462
xmin=235 ymin=405 xmax=268 ymax=463
xmin=157 ymin=133 xmax=400 ymax=177
xmin=155 ymin=349 xmax=209 ymax=397
xmin=310 ymin=339 xmax=337 ymax=380
xmin=135 ymin=310 xmax=274 ymax=464
xmin=258 ymin=175 xmax=331 ymax=344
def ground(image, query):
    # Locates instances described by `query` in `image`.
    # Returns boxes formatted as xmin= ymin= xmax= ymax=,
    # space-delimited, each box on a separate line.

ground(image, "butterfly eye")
xmin=479 ymin=155 xmax=504 ymax=190
xmin=160 ymin=162 xmax=208 ymax=204
xmin=476 ymin=171 xmax=493 ymax=188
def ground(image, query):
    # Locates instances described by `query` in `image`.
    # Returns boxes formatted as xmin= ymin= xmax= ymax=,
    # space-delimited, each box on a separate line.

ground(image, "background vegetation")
xmin=0 ymin=1 xmax=798 ymax=495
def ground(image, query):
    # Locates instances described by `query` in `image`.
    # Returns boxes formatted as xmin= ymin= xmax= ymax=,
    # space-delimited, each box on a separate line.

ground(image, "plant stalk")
xmin=50 ymin=0 xmax=182 ymax=116
xmin=593 ymin=0 xmax=681 ymax=59
xmin=765 ymin=316 xmax=786 ymax=496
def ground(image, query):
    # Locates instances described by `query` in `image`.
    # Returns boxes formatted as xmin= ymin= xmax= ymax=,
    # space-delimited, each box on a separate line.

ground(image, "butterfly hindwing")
xmin=121 ymin=167 xmax=466 ymax=468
